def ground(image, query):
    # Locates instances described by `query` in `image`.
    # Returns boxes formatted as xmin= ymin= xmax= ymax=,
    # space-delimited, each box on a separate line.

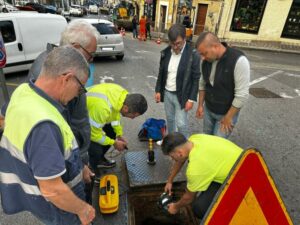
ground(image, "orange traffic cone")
xmin=156 ymin=37 xmax=161 ymax=44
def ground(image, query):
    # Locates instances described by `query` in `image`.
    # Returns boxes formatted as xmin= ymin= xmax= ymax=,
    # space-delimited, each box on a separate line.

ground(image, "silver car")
xmin=85 ymin=19 xmax=124 ymax=60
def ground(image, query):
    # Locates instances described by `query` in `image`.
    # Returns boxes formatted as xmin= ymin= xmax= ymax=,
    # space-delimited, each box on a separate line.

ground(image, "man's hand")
xmin=155 ymin=93 xmax=161 ymax=103
xmin=78 ymin=204 xmax=95 ymax=225
xmin=184 ymin=101 xmax=193 ymax=112
xmin=164 ymin=182 xmax=173 ymax=195
xmin=196 ymin=105 xmax=204 ymax=119
xmin=0 ymin=115 xmax=4 ymax=130
xmin=116 ymin=136 xmax=127 ymax=144
xmin=168 ymin=203 xmax=179 ymax=215
xmin=220 ymin=115 xmax=234 ymax=134
xmin=82 ymin=165 xmax=94 ymax=184
xmin=113 ymin=139 xmax=127 ymax=151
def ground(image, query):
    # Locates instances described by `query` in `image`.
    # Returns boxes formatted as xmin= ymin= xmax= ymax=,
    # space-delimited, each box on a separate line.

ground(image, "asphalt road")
xmin=0 ymin=36 xmax=299 ymax=224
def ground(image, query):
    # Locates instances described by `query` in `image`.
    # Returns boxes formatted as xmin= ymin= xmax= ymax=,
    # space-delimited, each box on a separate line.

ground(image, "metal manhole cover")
xmin=125 ymin=150 xmax=186 ymax=188
xmin=250 ymin=88 xmax=282 ymax=98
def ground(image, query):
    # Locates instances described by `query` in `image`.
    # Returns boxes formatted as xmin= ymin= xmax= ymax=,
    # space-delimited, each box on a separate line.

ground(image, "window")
xmin=93 ymin=23 xmax=119 ymax=35
xmin=0 ymin=21 xmax=16 ymax=43
xmin=281 ymin=0 xmax=300 ymax=39
xmin=230 ymin=0 xmax=267 ymax=34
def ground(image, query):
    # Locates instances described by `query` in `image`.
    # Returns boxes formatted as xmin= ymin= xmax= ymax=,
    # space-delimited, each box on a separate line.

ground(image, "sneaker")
xmin=156 ymin=140 xmax=163 ymax=146
xmin=97 ymin=158 xmax=116 ymax=168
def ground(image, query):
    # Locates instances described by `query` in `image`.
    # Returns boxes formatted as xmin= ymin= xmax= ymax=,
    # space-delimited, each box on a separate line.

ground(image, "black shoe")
xmin=97 ymin=158 xmax=116 ymax=168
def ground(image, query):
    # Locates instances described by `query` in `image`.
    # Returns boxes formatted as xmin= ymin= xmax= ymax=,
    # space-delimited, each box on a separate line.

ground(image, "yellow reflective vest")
xmin=86 ymin=83 xmax=128 ymax=145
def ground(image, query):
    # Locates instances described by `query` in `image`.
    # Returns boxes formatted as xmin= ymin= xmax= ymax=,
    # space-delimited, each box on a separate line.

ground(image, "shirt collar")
xmin=28 ymin=79 xmax=66 ymax=114
xmin=171 ymin=41 xmax=186 ymax=55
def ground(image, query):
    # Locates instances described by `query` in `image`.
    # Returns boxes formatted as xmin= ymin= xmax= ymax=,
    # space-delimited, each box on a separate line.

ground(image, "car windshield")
xmin=93 ymin=23 xmax=119 ymax=35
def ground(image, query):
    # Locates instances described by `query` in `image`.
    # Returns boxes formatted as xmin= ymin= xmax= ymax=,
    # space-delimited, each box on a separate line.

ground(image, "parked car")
xmin=70 ymin=5 xmax=82 ymax=16
xmin=83 ymin=18 xmax=124 ymax=60
xmin=15 ymin=5 xmax=35 ymax=11
xmin=25 ymin=2 xmax=46 ymax=13
xmin=43 ymin=4 xmax=56 ymax=14
xmin=0 ymin=0 xmax=18 ymax=13
xmin=89 ymin=5 xmax=97 ymax=14
xmin=0 ymin=13 xmax=67 ymax=74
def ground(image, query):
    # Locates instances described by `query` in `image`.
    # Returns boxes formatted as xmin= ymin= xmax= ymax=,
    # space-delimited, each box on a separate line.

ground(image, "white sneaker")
xmin=156 ymin=140 xmax=163 ymax=146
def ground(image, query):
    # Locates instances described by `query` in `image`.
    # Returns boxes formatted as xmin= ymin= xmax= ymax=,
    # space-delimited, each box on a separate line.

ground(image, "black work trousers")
xmin=192 ymin=182 xmax=222 ymax=219
xmin=88 ymin=124 xmax=116 ymax=171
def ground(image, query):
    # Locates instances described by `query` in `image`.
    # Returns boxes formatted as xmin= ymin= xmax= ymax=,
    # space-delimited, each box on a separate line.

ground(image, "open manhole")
xmin=128 ymin=185 xmax=198 ymax=225
xmin=250 ymin=88 xmax=282 ymax=98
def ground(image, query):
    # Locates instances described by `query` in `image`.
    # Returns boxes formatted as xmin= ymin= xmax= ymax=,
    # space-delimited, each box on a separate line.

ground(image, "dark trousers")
xmin=192 ymin=182 xmax=222 ymax=219
xmin=88 ymin=124 xmax=116 ymax=171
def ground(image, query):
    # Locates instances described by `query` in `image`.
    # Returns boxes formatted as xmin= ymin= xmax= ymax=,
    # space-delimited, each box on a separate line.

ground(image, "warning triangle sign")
xmin=202 ymin=149 xmax=293 ymax=225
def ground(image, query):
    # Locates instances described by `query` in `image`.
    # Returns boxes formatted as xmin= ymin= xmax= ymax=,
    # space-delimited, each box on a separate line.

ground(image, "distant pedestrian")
xmin=146 ymin=17 xmax=151 ymax=40
xmin=155 ymin=24 xmax=200 ymax=138
xmin=139 ymin=15 xmax=146 ymax=41
xmin=195 ymin=32 xmax=250 ymax=138
xmin=132 ymin=15 xmax=138 ymax=39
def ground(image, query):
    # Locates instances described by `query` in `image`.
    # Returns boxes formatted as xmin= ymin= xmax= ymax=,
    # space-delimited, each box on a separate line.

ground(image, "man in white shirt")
xmin=155 ymin=24 xmax=200 ymax=137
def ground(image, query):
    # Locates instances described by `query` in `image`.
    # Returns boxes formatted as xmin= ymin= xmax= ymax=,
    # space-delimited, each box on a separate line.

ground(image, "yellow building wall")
xmin=192 ymin=0 xmax=223 ymax=33
xmin=218 ymin=0 xmax=299 ymax=44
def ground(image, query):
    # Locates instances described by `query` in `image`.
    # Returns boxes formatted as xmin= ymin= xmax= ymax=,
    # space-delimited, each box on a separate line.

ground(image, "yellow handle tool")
xmin=99 ymin=174 xmax=119 ymax=214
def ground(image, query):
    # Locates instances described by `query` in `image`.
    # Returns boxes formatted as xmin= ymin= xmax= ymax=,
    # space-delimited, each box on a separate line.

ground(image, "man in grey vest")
xmin=195 ymin=32 xmax=250 ymax=138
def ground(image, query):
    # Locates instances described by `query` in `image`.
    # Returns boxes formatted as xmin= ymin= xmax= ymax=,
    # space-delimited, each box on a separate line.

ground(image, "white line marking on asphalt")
xmin=147 ymin=76 xmax=157 ymax=79
xmin=295 ymin=89 xmax=300 ymax=96
xmin=136 ymin=50 xmax=150 ymax=53
xmin=285 ymin=73 xmax=300 ymax=78
xmin=99 ymin=76 xmax=114 ymax=83
xmin=279 ymin=93 xmax=294 ymax=99
xmin=250 ymin=70 xmax=283 ymax=86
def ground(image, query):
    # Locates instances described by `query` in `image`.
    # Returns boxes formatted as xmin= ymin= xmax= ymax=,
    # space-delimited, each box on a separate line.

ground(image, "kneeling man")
xmin=161 ymin=132 xmax=242 ymax=219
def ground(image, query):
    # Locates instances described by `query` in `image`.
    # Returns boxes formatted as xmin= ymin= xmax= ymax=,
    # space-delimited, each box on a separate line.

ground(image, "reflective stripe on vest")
xmin=111 ymin=121 xmax=120 ymax=126
xmin=86 ymin=92 xmax=112 ymax=111
xmin=0 ymin=172 xmax=41 ymax=196
xmin=89 ymin=118 xmax=104 ymax=128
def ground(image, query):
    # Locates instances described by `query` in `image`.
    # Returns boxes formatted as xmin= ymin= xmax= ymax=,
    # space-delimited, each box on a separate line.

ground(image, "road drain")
xmin=128 ymin=185 xmax=198 ymax=225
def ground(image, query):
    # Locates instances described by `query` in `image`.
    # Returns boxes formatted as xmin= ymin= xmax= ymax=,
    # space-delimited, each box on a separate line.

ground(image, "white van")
xmin=0 ymin=13 xmax=67 ymax=74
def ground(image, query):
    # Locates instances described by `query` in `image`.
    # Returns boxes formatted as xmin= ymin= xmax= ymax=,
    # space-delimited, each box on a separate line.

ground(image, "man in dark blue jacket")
xmin=155 ymin=24 xmax=200 ymax=138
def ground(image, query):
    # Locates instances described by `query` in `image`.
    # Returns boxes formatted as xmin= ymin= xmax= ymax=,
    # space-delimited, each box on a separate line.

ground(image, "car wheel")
xmin=116 ymin=54 xmax=124 ymax=60
xmin=2 ymin=8 xmax=8 ymax=13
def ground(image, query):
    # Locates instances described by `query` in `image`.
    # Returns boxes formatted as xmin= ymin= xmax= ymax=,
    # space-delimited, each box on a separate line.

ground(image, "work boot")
xmin=97 ymin=158 xmax=116 ymax=168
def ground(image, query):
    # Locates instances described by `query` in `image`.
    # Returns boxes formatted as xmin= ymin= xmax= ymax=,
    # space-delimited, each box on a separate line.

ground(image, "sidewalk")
xmin=150 ymin=31 xmax=300 ymax=54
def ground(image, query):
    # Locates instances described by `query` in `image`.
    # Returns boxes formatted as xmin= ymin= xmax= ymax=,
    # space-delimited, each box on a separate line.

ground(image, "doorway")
xmin=160 ymin=5 xmax=167 ymax=32
xmin=194 ymin=4 xmax=208 ymax=35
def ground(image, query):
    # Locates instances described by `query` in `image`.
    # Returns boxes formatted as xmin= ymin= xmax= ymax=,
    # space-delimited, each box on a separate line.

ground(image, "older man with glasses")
xmin=0 ymin=20 xmax=99 ymax=204
xmin=0 ymin=46 xmax=95 ymax=225
xmin=155 ymin=24 xmax=201 ymax=138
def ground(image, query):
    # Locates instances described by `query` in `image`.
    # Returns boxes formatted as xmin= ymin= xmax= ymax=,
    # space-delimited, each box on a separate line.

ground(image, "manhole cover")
xmin=125 ymin=150 xmax=186 ymax=188
xmin=250 ymin=88 xmax=282 ymax=98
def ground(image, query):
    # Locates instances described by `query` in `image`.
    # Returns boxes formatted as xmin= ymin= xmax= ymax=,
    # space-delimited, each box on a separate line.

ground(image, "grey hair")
xmin=195 ymin=31 xmax=220 ymax=48
xmin=168 ymin=24 xmax=186 ymax=42
xmin=40 ymin=46 xmax=89 ymax=80
xmin=60 ymin=19 xmax=100 ymax=47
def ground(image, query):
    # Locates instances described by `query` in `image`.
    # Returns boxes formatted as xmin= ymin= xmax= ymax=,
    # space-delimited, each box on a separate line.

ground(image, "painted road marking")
xmin=250 ymin=70 xmax=283 ymax=86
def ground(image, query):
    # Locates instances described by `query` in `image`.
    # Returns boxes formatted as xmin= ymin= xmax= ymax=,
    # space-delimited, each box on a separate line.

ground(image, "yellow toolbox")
xmin=99 ymin=174 xmax=119 ymax=214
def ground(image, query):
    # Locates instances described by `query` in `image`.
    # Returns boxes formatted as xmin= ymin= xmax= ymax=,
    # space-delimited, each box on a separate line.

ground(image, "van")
xmin=0 ymin=13 xmax=67 ymax=74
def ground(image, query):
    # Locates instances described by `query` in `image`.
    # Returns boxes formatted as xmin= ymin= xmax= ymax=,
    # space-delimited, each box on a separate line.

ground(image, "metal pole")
xmin=0 ymin=69 xmax=10 ymax=102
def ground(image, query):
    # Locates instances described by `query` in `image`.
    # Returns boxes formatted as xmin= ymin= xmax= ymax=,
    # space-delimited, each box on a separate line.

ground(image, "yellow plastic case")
xmin=99 ymin=174 xmax=119 ymax=214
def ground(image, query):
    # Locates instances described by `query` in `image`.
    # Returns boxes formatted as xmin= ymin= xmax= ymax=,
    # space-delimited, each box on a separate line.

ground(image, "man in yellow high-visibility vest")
xmin=87 ymin=83 xmax=147 ymax=170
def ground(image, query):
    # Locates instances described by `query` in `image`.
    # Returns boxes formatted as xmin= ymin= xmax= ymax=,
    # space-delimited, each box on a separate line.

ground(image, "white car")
xmin=84 ymin=19 xmax=124 ymax=60
xmin=89 ymin=5 xmax=98 ymax=14
xmin=70 ymin=5 xmax=82 ymax=16
xmin=0 ymin=0 xmax=18 ymax=13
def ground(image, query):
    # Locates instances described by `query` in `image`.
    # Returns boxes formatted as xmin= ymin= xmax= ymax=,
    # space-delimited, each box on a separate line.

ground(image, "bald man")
xmin=195 ymin=32 xmax=250 ymax=138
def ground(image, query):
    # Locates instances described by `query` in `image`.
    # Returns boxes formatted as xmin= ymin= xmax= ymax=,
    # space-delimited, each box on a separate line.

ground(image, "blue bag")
xmin=138 ymin=118 xmax=166 ymax=141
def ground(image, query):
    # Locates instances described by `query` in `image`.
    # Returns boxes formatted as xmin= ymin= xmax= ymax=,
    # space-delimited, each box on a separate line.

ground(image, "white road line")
xmin=285 ymin=73 xmax=300 ymax=78
xmin=279 ymin=93 xmax=294 ymax=99
xmin=250 ymin=70 xmax=283 ymax=86
xmin=99 ymin=76 xmax=114 ymax=83
xmin=147 ymin=75 xmax=157 ymax=79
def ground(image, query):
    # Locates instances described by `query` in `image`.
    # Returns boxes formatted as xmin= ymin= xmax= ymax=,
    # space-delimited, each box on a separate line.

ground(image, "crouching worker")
xmin=87 ymin=83 xmax=148 ymax=170
xmin=161 ymin=132 xmax=242 ymax=219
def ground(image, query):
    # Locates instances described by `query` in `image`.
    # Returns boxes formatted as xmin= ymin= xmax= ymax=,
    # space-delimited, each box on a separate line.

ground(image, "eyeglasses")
xmin=72 ymin=42 xmax=95 ymax=62
xmin=73 ymin=75 xmax=87 ymax=95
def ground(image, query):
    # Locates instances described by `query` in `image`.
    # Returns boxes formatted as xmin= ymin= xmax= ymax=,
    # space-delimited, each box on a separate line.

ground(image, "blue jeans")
xmin=132 ymin=28 xmax=138 ymax=38
xmin=203 ymin=104 xmax=239 ymax=139
xmin=164 ymin=90 xmax=189 ymax=137
xmin=36 ymin=211 xmax=81 ymax=225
